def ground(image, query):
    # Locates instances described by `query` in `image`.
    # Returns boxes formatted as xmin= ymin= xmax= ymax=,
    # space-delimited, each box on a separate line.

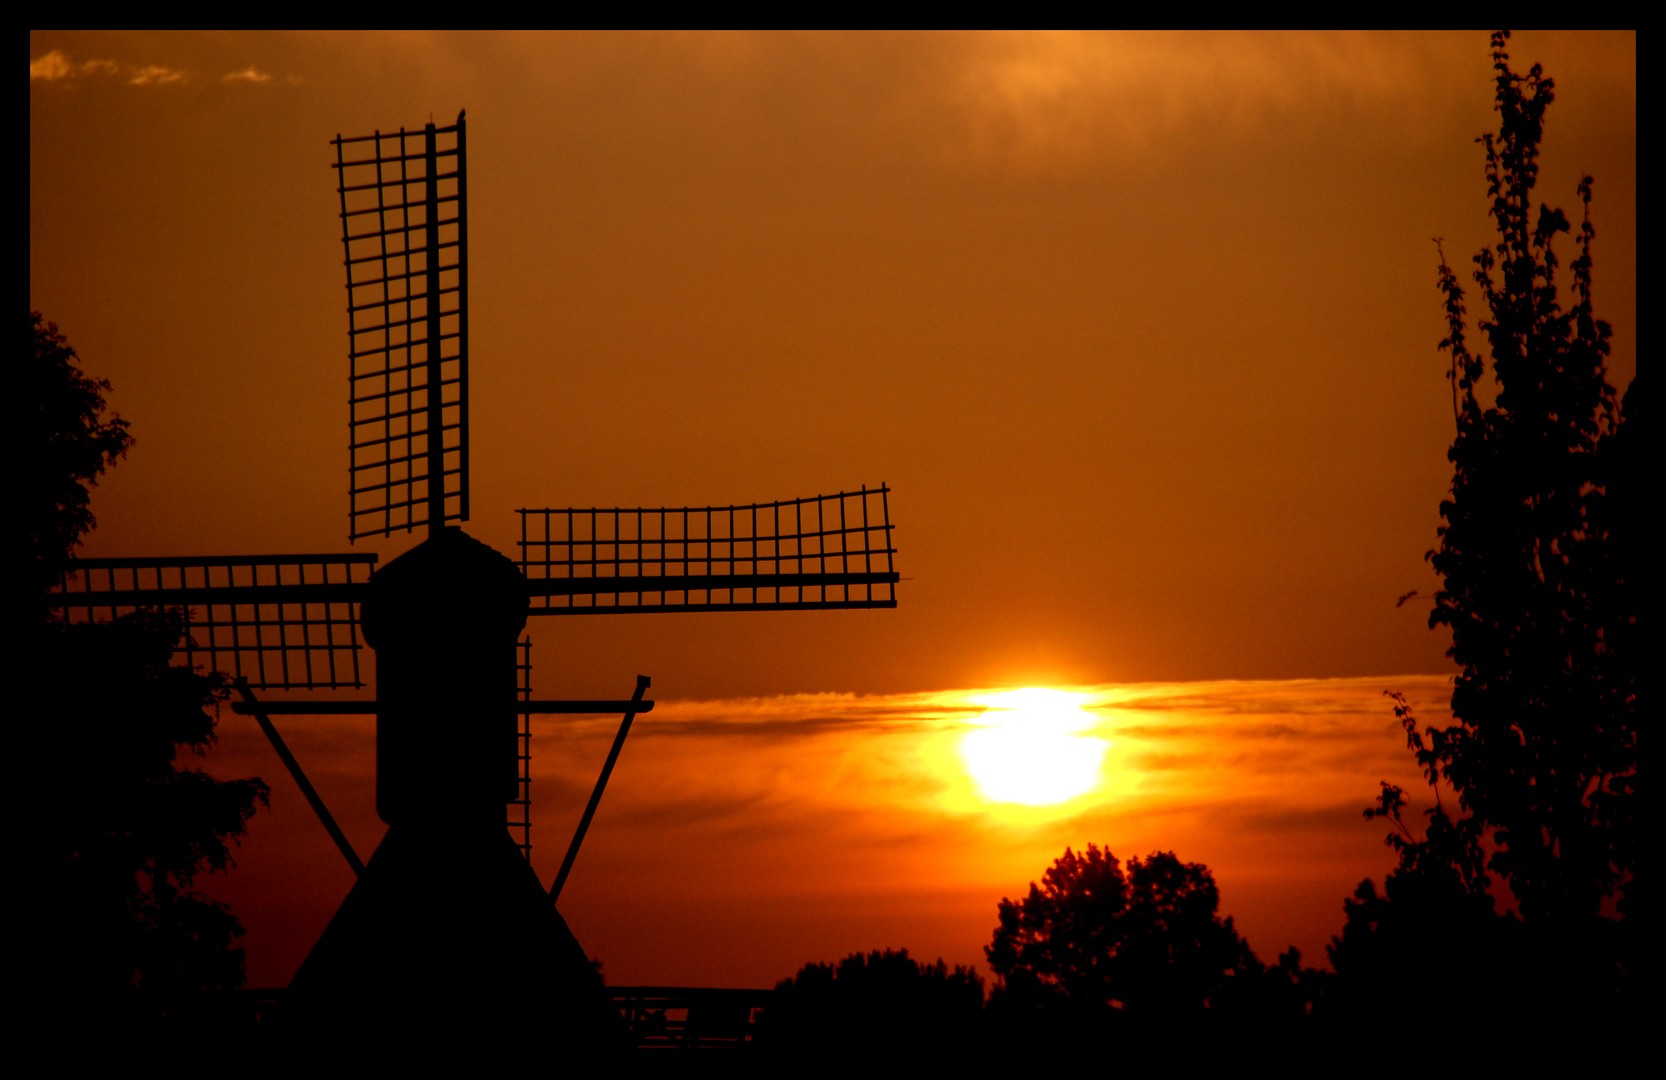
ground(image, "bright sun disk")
xmin=959 ymin=688 xmax=1108 ymax=806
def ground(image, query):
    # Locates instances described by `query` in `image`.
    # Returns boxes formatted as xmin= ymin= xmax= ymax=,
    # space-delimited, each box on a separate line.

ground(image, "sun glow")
xmin=959 ymin=688 xmax=1108 ymax=806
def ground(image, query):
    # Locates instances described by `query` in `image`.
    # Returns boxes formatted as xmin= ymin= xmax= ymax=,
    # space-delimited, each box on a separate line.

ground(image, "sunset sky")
xmin=30 ymin=31 xmax=1636 ymax=989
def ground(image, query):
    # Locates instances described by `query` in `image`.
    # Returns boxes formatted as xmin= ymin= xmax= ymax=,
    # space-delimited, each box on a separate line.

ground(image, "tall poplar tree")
xmin=1425 ymin=29 xmax=1636 ymax=932
xmin=1339 ymin=33 xmax=1637 ymax=1020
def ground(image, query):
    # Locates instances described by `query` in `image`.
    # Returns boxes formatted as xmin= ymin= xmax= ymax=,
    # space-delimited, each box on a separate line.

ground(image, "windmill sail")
xmin=518 ymin=485 xmax=898 ymax=614
xmin=334 ymin=114 xmax=470 ymax=540
xmin=51 ymin=553 xmax=376 ymax=689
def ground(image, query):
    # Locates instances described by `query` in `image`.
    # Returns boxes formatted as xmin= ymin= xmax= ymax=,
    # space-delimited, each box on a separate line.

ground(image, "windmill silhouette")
xmin=49 ymin=112 xmax=898 ymax=1040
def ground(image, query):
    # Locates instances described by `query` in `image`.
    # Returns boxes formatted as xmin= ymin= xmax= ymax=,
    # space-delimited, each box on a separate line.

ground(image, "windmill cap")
xmin=361 ymin=526 xmax=529 ymax=646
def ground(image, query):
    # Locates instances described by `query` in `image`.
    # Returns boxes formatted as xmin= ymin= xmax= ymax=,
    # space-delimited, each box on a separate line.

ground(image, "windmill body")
xmin=49 ymin=112 xmax=898 ymax=1035
xmin=280 ymin=524 xmax=602 ymax=1040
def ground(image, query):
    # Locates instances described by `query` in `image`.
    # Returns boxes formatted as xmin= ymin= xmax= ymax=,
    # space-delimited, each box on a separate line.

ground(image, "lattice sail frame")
xmin=52 ymin=554 xmax=377 ymax=690
xmin=334 ymin=114 xmax=470 ymax=541
xmin=513 ymin=637 xmax=534 ymax=858
xmin=518 ymin=486 xmax=898 ymax=613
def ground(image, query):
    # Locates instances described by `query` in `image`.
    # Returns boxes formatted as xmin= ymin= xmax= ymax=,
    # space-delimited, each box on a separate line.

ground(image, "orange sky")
xmin=30 ymin=31 xmax=1636 ymax=989
xmin=201 ymin=675 xmax=1447 ymax=988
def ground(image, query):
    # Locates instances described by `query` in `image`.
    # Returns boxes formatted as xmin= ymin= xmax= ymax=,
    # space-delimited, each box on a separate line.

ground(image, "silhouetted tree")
xmin=1429 ymin=28 xmax=1636 ymax=928
xmin=985 ymin=846 xmax=1268 ymax=1037
xmin=1325 ymin=711 xmax=1527 ymax=1028
xmin=1338 ymin=31 xmax=1638 ymax=1031
xmin=758 ymin=948 xmax=985 ymax=1056
xmin=19 ymin=313 xmax=132 ymax=618
xmin=23 ymin=313 xmax=267 ymax=1027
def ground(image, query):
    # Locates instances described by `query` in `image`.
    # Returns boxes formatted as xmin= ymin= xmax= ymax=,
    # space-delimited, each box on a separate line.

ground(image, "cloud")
xmin=222 ymin=65 xmax=272 ymax=84
xmin=129 ymin=64 xmax=188 ymax=86
xmin=929 ymin=31 xmax=1462 ymax=176
xmin=629 ymin=689 xmax=975 ymax=741
xmin=30 ymin=49 xmax=118 ymax=81
xmin=31 ymin=49 xmax=283 ymax=89
xmin=30 ymin=50 xmax=73 ymax=80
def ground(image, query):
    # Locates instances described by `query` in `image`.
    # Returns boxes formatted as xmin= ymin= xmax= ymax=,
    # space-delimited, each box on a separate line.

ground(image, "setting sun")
xmin=960 ymin=688 xmax=1108 ymax=806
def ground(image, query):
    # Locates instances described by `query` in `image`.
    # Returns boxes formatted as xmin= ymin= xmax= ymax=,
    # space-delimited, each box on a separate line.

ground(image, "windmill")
xmin=49 ymin=112 xmax=899 ymax=1039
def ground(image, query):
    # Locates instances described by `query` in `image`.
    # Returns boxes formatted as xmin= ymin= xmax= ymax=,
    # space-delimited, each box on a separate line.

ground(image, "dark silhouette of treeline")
xmin=753 ymin=839 xmax=1633 ymax=1061
xmin=755 ymin=852 xmax=1319 ymax=1060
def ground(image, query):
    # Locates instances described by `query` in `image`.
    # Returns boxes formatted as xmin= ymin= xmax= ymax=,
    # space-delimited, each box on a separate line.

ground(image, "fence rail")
xmin=612 ymin=986 xmax=775 ymax=1049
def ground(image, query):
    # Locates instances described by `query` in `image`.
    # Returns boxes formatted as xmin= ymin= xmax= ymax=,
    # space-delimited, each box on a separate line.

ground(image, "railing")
xmin=612 ymin=986 xmax=775 ymax=1049
xmin=222 ymin=986 xmax=775 ymax=1048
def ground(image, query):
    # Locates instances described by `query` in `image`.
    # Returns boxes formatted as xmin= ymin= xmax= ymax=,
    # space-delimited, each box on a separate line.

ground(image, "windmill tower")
xmin=49 ymin=113 xmax=899 ymax=1040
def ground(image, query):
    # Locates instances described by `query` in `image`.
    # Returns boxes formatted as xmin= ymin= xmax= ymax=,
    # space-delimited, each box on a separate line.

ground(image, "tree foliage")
xmin=44 ymin=611 xmax=268 ymax=1007
xmin=20 ymin=313 xmax=132 ymax=610
xmin=1414 ymin=31 xmax=1638 ymax=929
xmin=759 ymin=948 xmax=984 ymax=1054
xmin=25 ymin=312 xmax=267 ymax=1021
xmin=985 ymin=846 xmax=1262 ymax=1023
xmin=1408 ymin=31 xmax=1636 ymax=926
xmin=1338 ymin=31 xmax=1637 ymax=1023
